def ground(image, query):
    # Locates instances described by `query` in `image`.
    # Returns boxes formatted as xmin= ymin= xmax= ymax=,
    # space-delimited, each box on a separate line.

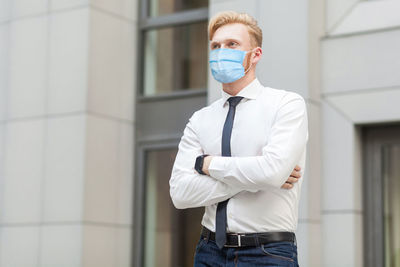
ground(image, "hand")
xmin=281 ymin=165 xmax=301 ymax=190
xmin=202 ymin=156 xmax=213 ymax=176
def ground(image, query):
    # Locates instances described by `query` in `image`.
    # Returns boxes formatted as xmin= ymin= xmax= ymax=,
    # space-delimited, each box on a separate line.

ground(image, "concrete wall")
xmin=321 ymin=1 xmax=400 ymax=266
xmin=0 ymin=0 xmax=137 ymax=266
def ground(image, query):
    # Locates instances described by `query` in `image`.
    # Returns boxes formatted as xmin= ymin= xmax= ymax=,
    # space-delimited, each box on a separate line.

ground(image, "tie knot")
xmin=227 ymin=96 xmax=244 ymax=108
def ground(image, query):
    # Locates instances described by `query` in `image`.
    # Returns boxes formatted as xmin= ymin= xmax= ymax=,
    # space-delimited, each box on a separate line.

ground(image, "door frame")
xmin=363 ymin=123 xmax=400 ymax=267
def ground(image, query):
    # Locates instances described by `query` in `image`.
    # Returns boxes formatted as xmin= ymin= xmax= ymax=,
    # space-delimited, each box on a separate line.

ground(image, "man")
xmin=170 ymin=11 xmax=308 ymax=267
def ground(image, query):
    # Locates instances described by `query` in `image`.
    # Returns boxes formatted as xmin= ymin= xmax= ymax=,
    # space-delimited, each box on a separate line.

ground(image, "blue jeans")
xmin=193 ymin=235 xmax=299 ymax=267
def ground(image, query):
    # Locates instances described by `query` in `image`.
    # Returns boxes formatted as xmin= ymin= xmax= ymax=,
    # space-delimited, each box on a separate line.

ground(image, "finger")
xmin=294 ymin=165 xmax=301 ymax=171
xmin=286 ymin=177 xmax=298 ymax=184
xmin=281 ymin=182 xmax=293 ymax=190
xmin=290 ymin=170 xmax=301 ymax=178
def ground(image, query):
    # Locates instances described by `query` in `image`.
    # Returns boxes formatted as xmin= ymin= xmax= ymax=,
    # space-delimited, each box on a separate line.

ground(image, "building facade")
xmin=0 ymin=0 xmax=399 ymax=267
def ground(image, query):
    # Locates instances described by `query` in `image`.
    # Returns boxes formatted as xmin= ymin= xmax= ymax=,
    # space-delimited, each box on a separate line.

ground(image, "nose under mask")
xmin=209 ymin=48 xmax=253 ymax=84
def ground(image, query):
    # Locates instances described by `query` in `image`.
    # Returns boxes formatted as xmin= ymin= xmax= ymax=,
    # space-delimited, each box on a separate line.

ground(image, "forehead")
xmin=211 ymin=23 xmax=251 ymax=44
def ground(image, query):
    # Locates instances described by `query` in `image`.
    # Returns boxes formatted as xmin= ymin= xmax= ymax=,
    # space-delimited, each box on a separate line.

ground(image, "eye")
xmin=229 ymin=41 xmax=238 ymax=47
xmin=211 ymin=43 xmax=220 ymax=49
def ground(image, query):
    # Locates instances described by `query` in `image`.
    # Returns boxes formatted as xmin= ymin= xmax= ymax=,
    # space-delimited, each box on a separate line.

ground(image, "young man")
xmin=170 ymin=11 xmax=308 ymax=266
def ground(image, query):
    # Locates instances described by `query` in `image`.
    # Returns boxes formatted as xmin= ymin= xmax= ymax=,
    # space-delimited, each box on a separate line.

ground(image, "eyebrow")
xmin=210 ymin=38 xmax=242 ymax=46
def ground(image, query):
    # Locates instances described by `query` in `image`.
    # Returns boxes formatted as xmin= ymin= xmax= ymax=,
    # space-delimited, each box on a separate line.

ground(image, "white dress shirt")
xmin=169 ymin=78 xmax=308 ymax=233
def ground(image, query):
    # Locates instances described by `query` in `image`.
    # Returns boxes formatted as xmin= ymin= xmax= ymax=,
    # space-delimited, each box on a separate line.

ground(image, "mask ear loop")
xmin=244 ymin=49 xmax=255 ymax=74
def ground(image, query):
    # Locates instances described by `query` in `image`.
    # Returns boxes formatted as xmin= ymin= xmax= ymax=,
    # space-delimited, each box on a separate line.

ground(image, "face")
xmin=210 ymin=23 xmax=261 ymax=70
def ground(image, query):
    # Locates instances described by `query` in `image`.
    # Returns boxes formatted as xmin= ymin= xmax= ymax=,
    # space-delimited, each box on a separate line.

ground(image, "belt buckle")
xmin=224 ymin=233 xmax=243 ymax=248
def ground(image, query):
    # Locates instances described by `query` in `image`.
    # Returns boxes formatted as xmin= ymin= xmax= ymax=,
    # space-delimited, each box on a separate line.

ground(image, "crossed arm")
xmin=169 ymin=93 xmax=308 ymax=209
xmin=202 ymin=157 xmax=301 ymax=190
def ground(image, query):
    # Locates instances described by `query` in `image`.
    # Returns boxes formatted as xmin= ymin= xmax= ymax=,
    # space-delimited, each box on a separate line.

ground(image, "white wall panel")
xmin=322 ymin=102 xmax=361 ymax=211
xmin=0 ymin=226 xmax=40 ymax=267
xmin=325 ymin=0 xmax=359 ymax=32
xmin=322 ymin=212 xmax=363 ymax=267
xmin=0 ymin=0 xmax=11 ymax=22
xmin=88 ymin=9 xmax=135 ymax=121
xmin=256 ymin=0 xmax=309 ymax=97
xmin=11 ymin=0 xmax=48 ymax=18
xmin=8 ymin=16 xmax=48 ymax=119
xmin=40 ymin=225 xmax=82 ymax=267
xmin=50 ymin=0 xmax=88 ymax=11
xmin=331 ymin=0 xmax=400 ymax=36
xmin=48 ymin=8 xmax=89 ymax=114
xmin=326 ymin=87 xmax=400 ymax=124
xmin=91 ymin=0 xmax=138 ymax=21
xmin=322 ymin=29 xmax=400 ymax=94
xmin=0 ymin=24 xmax=9 ymax=121
xmin=43 ymin=115 xmax=86 ymax=222
xmin=2 ymin=119 xmax=45 ymax=223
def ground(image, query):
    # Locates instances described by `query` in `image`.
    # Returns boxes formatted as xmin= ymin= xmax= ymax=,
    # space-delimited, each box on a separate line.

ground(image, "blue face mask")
xmin=209 ymin=48 xmax=253 ymax=83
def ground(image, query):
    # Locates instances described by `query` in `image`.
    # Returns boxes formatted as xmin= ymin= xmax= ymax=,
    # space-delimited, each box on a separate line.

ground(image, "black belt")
xmin=201 ymin=227 xmax=296 ymax=248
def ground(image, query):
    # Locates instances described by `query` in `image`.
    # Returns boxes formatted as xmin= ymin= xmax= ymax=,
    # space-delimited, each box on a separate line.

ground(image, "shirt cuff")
xmin=208 ymin=156 xmax=229 ymax=181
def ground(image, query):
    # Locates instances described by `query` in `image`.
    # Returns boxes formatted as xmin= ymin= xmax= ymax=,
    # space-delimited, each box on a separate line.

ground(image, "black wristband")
xmin=195 ymin=154 xmax=209 ymax=175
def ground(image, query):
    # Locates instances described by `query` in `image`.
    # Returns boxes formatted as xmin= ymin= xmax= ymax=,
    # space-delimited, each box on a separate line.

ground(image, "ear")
xmin=252 ymin=47 xmax=263 ymax=64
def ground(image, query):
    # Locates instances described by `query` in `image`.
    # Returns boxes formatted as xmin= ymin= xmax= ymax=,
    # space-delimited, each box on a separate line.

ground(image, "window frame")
xmin=133 ymin=139 xmax=180 ymax=267
xmin=136 ymin=0 xmax=209 ymax=100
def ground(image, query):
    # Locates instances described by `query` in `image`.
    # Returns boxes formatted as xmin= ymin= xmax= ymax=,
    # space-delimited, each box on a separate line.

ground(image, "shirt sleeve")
xmin=169 ymin=112 xmax=242 ymax=209
xmin=208 ymin=93 xmax=309 ymax=191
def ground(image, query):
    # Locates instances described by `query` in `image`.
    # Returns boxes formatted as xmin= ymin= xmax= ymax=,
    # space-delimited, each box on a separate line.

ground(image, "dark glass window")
xmin=139 ymin=0 xmax=208 ymax=97
xmin=149 ymin=0 xmax=208 ymax=17
xmin=143 ymin=149 xmax=204 ymax=267
xmin=143 ymin=22 xmax=208 ymax=96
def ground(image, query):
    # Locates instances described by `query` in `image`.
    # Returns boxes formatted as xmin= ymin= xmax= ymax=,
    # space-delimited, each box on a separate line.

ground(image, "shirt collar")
xmin=221 ymin=78 xmax=262 ymax=107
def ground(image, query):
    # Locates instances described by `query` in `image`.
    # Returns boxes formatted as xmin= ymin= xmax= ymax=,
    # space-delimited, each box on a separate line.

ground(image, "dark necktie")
xmin=215 ymin=96 xmax=244 ymax=249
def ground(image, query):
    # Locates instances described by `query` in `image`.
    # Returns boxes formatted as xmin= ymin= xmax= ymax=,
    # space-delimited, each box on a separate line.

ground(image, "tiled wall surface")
xmin=0 ymin=0 xmax=137 ymax=266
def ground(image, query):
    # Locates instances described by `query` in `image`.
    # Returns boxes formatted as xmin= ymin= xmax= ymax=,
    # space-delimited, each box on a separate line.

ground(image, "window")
xmin=148 ymin=0 xmax=208 ymax=17
xmin=134 ymin=2 xmax=209 ymax=266
xmin=143 ymin=149 xmax=204 ymax=267
xmin=143 ymin=22 xmax=208 ymax=96
xmin=139 ymin=0 xmax=209 ymax=97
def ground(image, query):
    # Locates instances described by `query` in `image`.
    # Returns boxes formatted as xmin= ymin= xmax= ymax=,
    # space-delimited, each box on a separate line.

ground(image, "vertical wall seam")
xmin=38 ymin=0 xmax=51 ymax=266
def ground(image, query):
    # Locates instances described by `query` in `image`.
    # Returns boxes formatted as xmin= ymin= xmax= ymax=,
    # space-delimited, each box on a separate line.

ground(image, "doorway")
xmin=363 ymin=124 xmax=400 ymax=267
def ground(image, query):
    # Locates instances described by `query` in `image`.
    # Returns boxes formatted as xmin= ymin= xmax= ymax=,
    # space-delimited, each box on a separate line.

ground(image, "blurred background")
xmin=0 ymin=0 xmax=399 ymax=266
